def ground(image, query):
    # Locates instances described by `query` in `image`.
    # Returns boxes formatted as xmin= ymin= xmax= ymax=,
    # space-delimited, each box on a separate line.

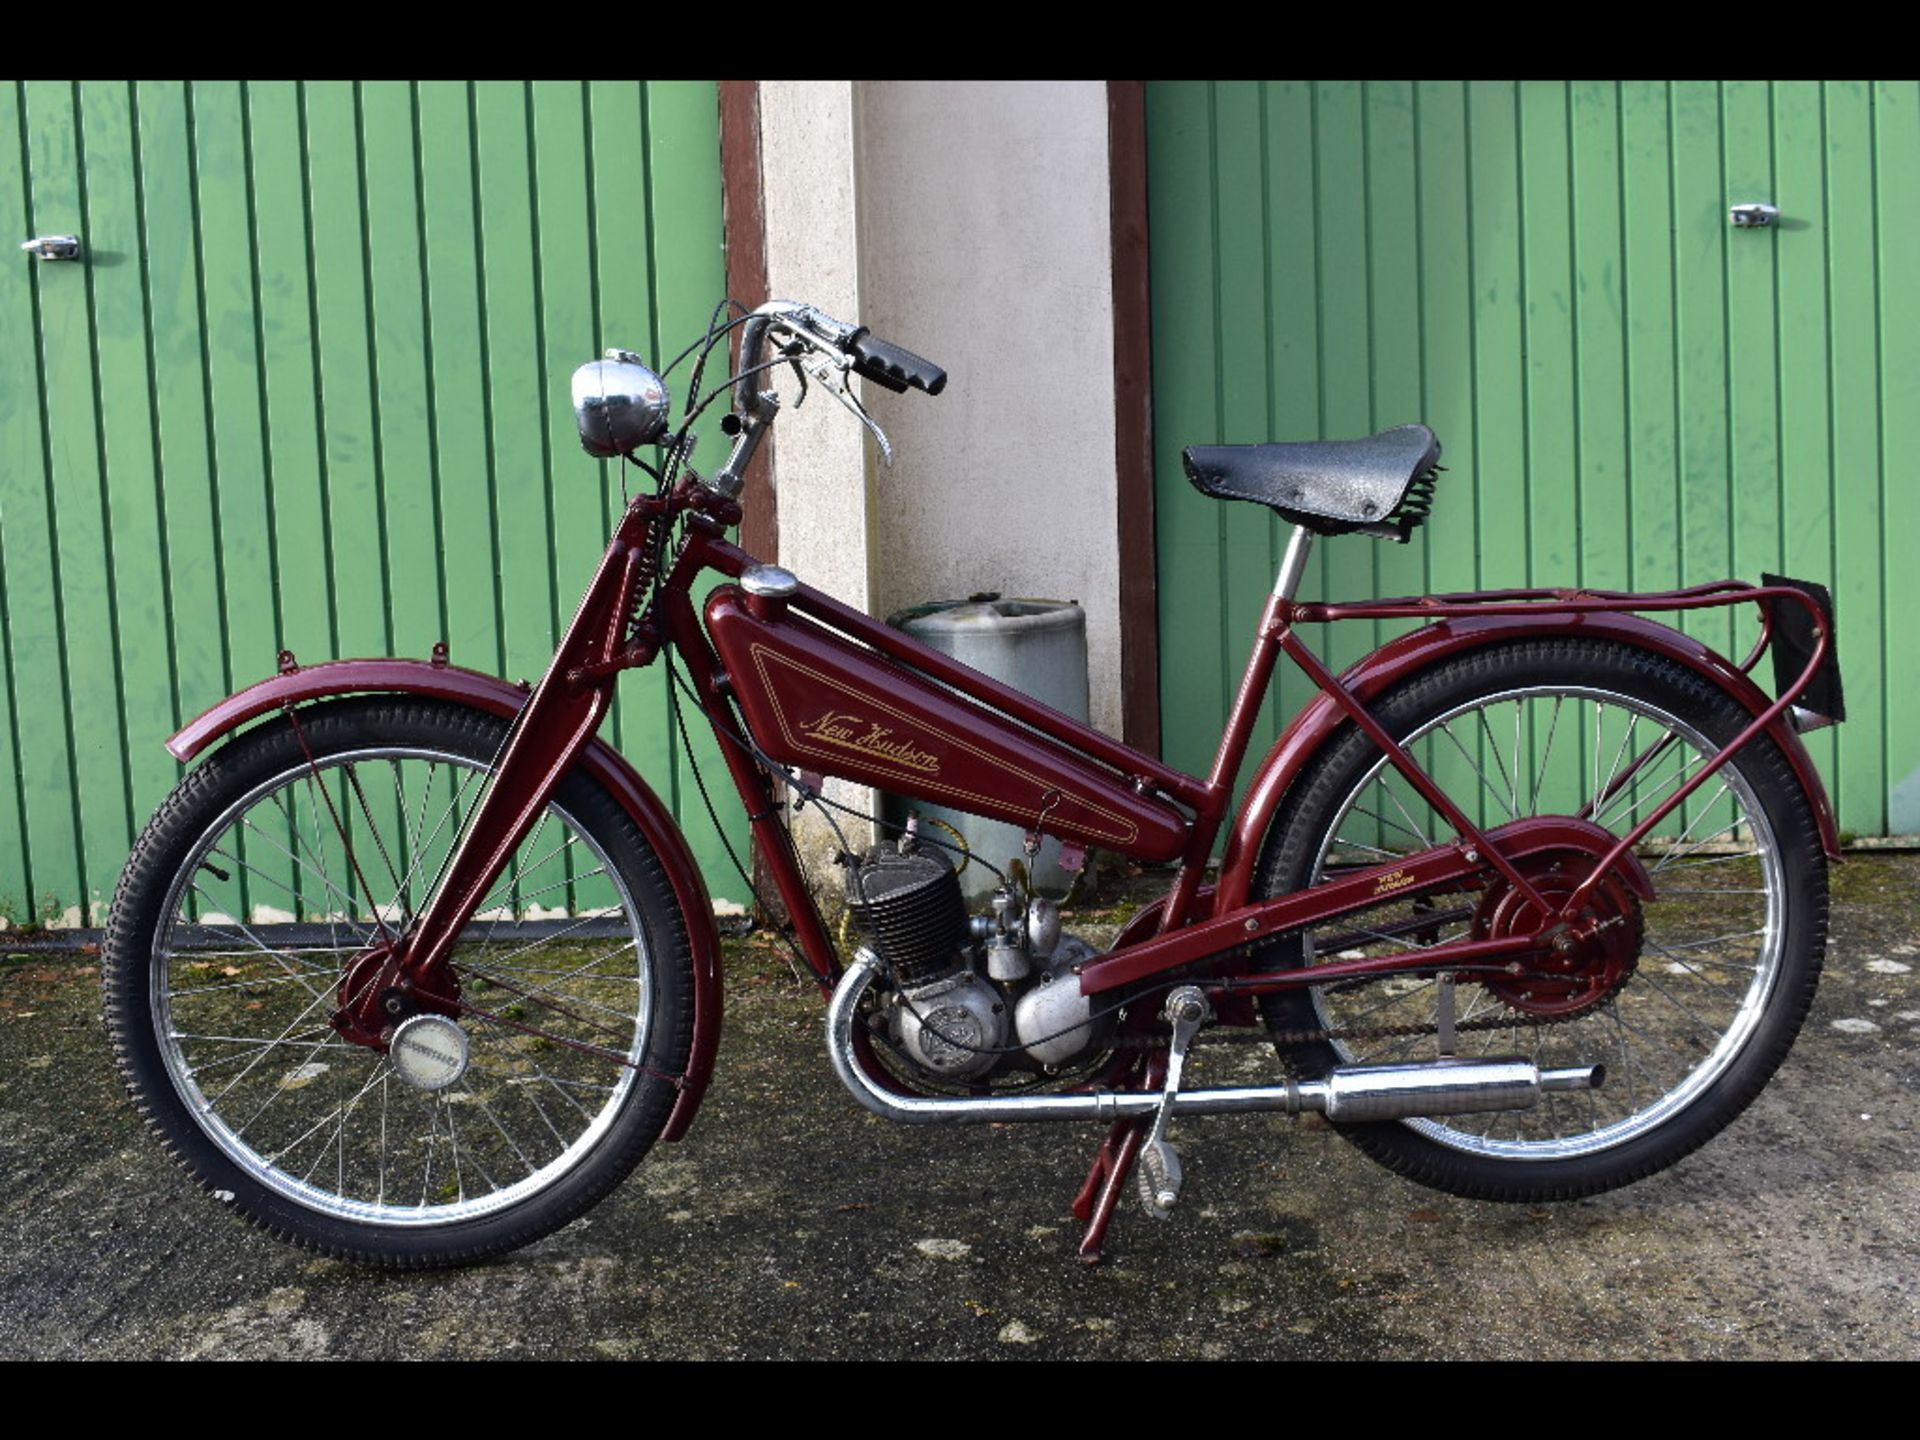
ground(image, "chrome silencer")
xmin=828 ymin=951 xmax=1602 ymax=1126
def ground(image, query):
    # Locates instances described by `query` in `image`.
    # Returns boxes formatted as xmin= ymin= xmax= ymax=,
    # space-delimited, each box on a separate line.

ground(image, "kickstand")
xmin=1073 ymin=1118 xmax=1148 ymax=1265
xmin=1069 ymin=1051 xmax=1166 ymax=1265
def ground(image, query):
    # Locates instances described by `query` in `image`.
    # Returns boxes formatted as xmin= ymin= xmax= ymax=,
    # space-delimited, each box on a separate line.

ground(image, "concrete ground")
xmin=2 ymin=856 xmax=1915 ymax=1361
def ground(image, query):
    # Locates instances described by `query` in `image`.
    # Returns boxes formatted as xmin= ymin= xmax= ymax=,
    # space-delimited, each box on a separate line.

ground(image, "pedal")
xmin=1136 ymin=985 xmax=1207 ymax=1220
xmin=1137 ymin=1137 xmax=1183 ymax=1219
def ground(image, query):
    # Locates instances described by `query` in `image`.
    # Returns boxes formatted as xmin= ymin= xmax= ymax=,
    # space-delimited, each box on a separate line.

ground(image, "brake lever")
xmin=784 ymin=345 xmax=810 ymax=410
xmin=803 ymin=351 xmax=894 ymax=466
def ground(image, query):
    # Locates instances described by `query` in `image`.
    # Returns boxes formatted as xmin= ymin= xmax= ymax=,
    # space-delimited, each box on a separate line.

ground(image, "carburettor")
xmin=844 ymin=837 xmax=1110 ymax=1082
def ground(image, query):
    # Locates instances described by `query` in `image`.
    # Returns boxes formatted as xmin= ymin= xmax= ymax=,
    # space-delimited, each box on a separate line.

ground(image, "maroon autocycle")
xmin=104 ymin=300 xmax=1843 ymax=1267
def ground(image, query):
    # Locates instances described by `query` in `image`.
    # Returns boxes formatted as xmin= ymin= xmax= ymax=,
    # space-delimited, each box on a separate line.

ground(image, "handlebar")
xmin=732 ymin=300 xmax=944 ymax=414
xmin=711 ymin=300 xmax=944 ymax=498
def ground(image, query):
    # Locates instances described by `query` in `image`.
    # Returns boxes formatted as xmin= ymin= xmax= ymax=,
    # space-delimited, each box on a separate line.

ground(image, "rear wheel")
xmin=104 ymin=697 xmax=694 ymax=1266
xmin=1254 ymin=637 xmax=1826 ymax=1200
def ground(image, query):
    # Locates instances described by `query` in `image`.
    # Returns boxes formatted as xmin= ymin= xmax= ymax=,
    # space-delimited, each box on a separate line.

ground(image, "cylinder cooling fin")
xmin=845 ymin=844 xmax=970 ymax=988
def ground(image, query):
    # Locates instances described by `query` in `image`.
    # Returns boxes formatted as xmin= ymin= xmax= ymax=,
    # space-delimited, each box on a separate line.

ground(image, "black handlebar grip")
xmin=849 ymin=330 xmax=947 ymax=396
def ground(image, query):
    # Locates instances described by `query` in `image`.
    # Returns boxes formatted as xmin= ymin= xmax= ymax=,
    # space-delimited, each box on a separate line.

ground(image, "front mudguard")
xmin=168 ymin=657 xmax=725 ymax=1143
xmin=1214 ymin=611 xmax=1842 ymax=914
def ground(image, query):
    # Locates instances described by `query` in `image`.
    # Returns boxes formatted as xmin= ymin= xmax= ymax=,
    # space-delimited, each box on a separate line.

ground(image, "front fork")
xmin=331 ymin=499 xmax=663 ymax=1046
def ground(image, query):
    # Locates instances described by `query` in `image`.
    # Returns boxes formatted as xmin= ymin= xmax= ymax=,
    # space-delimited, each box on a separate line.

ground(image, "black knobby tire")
xmin=104 ymin=697 xmax=695 ymax=1267
xmin=1253 ymin=637 xmax=1827 ymax=1201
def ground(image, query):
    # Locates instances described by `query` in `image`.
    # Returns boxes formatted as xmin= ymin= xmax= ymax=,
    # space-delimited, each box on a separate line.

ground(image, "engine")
xmin=843 ymin=838 xmax=1112 ymax=1083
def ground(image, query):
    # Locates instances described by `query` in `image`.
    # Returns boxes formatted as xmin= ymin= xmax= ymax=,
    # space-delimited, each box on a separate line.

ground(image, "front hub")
xmin=332 ymin=936 xmax=462 ymax=1050
xmin=1472 ymin=847 xmax=1644 ymax=1017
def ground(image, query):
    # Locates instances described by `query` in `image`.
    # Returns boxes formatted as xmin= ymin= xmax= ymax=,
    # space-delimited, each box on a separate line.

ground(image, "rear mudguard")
xmin=168 ymin=658 xmax=724 ymax=1143
xmin=1214 ymin=612 xmax=1842 ymax=915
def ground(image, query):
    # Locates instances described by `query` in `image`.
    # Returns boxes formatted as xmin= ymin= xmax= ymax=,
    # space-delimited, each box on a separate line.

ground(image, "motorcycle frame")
xmin=168 ymin=479 xmax=1840 ymax=1142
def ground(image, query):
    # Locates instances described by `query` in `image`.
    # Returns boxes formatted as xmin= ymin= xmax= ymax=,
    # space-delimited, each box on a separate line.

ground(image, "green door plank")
xmin=531 ymin=79 xmax=605 ymax=913
xmin=362 ymin=81 xmax=444 ymax=663
xmin=1724 ymin=80 xmax=1787 ymax=850
xmin=306 ymin=81 xmax=390 ymax=663
xmin=0 ymin=82 xmax=82 ymax=920
xmin=588 ymin=81 xmax=665 ymax=794
xmin=1671 ymin=82 xmax=1735 ymax=683
xmin=1772 ymin=81 xmax=1839 ymax=802
xmin=1518 ymin=82 xmax=1582 ymax=829
xmin=1260 ymin=83 xmax=1328 ymax=761
xmin=192 ymin=82 xmax=278 ymax=688
xmin=1312 ymin=81 xmax=1376 ymax=691
xmin=473 ymin=81 xmax=557 ymax=689
xmin=1210 ymin=81 xmax=1281 ymax=776
xmin=192 ymin=81 xmax=286 ymax=918
xmin=1722 ymin=82 xmax=1782 ymax=611
xmin=644 ymin=79 xmax=741 ymax=904
xmin=1823 ymin=81 xmax=1885 ymax=835
xmin=136 ymin=80 xmax=227 ymax=917
xmin=1361 ymin=81 xmax=1430 ymax=850
xmin=1412 ymin=83 xmax=1476 ymax=604
xmin=79 ymin=82 xmax=181 ymax=851
xmin=1617 ymin=82 xmax=1689 ymax=836
xmin=1569 ymin=82 xmax=1631 ymax=595
xmin=1875 ymin=82 xmax=1920 ymax=833
xmin=1409 ymin=82 xmax=1481 ymax=842
xmin=1147 ymin=82 xmax=1227 ymax=786
xmin=1365 ymin=81 xmax=1426 ymax=650
xmin=416 ymin=81 xmax=501 ymax=679
xmin=1465 ymin=83 xmax=1529 ymax=829
xmin=25 ymin=80 xmax=132 ymax=917
xmin=246 ymin=80 xmax=335 ymax=667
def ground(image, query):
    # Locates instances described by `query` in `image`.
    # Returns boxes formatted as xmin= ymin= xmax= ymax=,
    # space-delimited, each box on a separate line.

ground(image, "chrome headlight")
xmin=572 ymin=350 xmax=670 ymax=458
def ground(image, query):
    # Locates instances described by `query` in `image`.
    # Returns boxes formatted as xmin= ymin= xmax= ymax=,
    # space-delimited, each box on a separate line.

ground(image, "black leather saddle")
xmin=1182 ymin=424 xmax=1443 ymax=542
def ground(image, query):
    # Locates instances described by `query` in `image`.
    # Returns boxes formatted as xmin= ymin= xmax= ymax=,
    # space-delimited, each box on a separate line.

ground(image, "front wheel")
xmin=103 ymin=697 xmax=695 ymax=1266
xmin=1254 ymin=637 xmax=1827 ymax=1201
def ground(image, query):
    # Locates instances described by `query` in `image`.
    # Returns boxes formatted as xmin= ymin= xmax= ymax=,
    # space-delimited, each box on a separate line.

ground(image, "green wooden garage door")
xmin=1149 ymin=80 xmax=1920 ymax=840
xmin=0 ymin=80 xmax=741 ymax=928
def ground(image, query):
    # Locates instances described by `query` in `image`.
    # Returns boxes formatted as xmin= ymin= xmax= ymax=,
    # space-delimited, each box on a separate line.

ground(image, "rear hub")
xmin=1472 ymin=847 xmax=1644 ymax=1018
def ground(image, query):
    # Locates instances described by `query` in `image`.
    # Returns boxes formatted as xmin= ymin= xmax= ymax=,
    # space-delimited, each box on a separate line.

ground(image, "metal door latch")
xmin=20 ymin=234 xmax=82 ymax=261
xmin=1729 ymin=203 xmax=1779 ymax=229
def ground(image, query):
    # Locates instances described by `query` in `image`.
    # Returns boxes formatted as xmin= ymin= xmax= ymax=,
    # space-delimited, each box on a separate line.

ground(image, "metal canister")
xmin=886 ymin=595 xmax=1090 ymax=900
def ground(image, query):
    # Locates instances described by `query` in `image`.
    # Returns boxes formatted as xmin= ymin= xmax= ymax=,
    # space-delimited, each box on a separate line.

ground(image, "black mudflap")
xmin=1761 ymin=574 xmax=1845 ymax=725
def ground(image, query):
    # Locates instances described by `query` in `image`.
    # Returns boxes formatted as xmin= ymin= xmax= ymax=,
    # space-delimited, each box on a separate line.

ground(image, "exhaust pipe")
xmin=828 ymin=951 xmax=1602 ymax=1126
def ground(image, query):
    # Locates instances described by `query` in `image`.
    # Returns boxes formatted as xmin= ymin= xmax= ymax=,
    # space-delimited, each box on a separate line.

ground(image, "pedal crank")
xmin=1137 ymin=985 xmax=1208 ymax=1220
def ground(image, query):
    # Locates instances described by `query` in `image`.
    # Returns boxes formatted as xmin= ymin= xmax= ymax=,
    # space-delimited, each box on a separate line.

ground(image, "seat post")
xmin=1274 ymin=524 xmax=1315 ymax=602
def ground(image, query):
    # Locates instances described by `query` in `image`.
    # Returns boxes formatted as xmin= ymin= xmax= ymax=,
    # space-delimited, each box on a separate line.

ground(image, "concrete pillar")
xmin=758 ymin=80 xmax=873 ymax=615
xmin=754 ymin=80 xmax=1123 ymax=892
xmin=853 ymin=81 xmax=1123 ymax=739
xmin=758 ymin=80 xmax=877 ymax=878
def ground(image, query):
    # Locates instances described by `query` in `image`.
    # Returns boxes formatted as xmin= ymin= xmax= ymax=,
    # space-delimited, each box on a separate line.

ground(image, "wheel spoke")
xmin=1344 ymin=809 xmax=1427 ymax=852
xmin=1531 ymin=694 xmax=1563 ymax=813
xmin=1475 ymin=704 xmax=1520 ymax=820
xmin=1643 ymin=938 xmax=1750 ymax=998
xmin=342 ymin=761 xmax=405 ymax=901
xmin=244 ymin=812 xmax=377 ymax=927
xmin=1379 ymin=776 xmax=1435 ymax=849
xmin=1647 ymin=791 xmax=1738 ymax=871
xmin=1438 ymin=718 xmax=1517 ymax=823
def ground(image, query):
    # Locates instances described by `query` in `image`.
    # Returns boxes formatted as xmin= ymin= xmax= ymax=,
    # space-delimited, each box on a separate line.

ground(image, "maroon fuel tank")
xmin=705 ymin=587 xmax=1189 ymax=862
